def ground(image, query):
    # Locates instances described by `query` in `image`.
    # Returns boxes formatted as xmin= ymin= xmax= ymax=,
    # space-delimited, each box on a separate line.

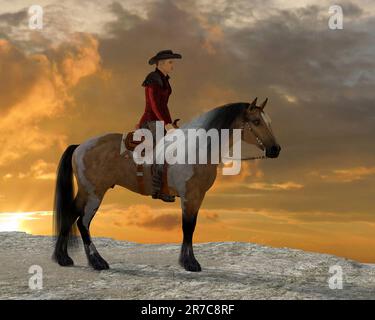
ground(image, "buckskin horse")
xmin=53 ymin=98 xmax=281 ymax=271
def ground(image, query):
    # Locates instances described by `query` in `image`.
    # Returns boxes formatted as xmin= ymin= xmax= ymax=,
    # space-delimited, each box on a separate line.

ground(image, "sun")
xmin=0 ymin=212 xmax=37 ymax=233
xmin=0 ymin=212 xmax=22 ymax=232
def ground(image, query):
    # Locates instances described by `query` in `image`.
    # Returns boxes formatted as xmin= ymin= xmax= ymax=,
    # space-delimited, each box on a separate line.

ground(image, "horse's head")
xmin=240 ymin=97 xmax=281 ymax=158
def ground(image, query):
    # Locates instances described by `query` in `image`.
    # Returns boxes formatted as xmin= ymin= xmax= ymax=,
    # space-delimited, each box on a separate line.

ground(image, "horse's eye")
xmin=253 ymin=119 xmax=260 ymax=126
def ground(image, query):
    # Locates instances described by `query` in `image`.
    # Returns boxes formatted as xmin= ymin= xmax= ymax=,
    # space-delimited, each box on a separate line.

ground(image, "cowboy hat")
xmin=148 ymin=49 xmax=182 ymax=65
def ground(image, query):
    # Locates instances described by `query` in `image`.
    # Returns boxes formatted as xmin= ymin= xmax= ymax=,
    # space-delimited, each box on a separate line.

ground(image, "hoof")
xmin=88 ymin=253 xmax=110 ymax=271
xmin=179 ymin=257 xmax=202 ymax=272
xmin=53 ymin=252 xmax=74 ymax=267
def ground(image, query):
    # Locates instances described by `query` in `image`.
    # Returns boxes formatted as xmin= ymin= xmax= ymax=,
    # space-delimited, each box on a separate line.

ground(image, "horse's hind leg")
xmin=54 ymin=212 xmax=79 ymax=266
xmin=76 ymin=193 xmax=109 ymax=270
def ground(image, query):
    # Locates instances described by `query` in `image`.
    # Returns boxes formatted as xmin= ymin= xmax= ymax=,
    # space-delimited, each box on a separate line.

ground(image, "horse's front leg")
xmin=179 ymin=196 xmax=204 ymax=272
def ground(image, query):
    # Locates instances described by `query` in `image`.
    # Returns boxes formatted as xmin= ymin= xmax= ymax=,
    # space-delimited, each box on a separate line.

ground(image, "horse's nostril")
xmin=266 ymin=144 xmax=281 ymax=158
xmin=273 ymin=144 xmax=281 ymax=152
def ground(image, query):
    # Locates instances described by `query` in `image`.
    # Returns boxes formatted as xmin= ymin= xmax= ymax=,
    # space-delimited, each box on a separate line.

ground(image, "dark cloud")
xmin=106 ymin=1 xmax=144 ymax=32
xmin=95 ymin=1 xmax=375 ymax=147
xmin=0 ymin=9 xmax=27 ymax=27
xmin=209 ymin=3 xmax=375 ymax=178
xmin=341 ymin=2 xmax=364 ymax=17
xmin=132 ymin=213 xmax=180 ymax=230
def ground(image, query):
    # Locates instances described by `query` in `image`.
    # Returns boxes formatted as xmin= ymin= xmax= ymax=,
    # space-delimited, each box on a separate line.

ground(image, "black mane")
xmin=184 ymin=102 xmax=250 ymax=130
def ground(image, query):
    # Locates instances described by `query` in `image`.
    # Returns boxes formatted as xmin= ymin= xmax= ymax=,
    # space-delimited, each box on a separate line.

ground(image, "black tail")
xmin=53 ymin=144 xmax=80 ymax=247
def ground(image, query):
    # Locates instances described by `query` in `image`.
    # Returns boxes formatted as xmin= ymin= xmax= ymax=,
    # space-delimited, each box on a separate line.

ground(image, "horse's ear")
xmin=260 ymin=98 xmax=268 ymax=110
xmin=249 ymin=97 xmax=258 ymax=109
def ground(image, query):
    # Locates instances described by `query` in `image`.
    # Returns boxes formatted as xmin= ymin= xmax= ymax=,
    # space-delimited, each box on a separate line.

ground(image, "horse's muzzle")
xmin=266 ymin=144 xmax=281 ymax=158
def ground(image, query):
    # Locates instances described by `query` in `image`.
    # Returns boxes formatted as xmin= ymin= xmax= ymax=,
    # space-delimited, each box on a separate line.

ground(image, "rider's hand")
xmin=172 ymin=119 xmax=180 ymax=129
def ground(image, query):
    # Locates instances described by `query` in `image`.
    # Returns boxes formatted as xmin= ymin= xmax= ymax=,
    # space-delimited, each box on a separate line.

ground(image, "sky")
xmin=0 ymin=0 xmax=374 ymax=262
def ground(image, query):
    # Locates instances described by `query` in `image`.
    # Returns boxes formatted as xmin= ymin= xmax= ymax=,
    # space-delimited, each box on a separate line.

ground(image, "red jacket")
xmin=138 ymin=68 xmax=172 ymax=127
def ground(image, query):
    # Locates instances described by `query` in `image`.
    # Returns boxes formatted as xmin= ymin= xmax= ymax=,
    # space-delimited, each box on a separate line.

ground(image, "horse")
xmin=52 ymin=97 xmax=281 ymax=272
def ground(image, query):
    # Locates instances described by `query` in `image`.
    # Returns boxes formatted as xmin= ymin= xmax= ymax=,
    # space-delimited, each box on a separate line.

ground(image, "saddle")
xmin=121 ymin=131 xmax=172 ymax=197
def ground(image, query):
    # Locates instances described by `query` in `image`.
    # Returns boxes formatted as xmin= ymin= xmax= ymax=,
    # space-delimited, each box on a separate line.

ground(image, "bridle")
xmin=222 ymin=121 xmax=268 ymax=161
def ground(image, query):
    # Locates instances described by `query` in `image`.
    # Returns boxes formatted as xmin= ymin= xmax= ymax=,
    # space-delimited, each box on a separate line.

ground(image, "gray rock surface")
xmin=0 ymin=232 xmax=374 ymax=299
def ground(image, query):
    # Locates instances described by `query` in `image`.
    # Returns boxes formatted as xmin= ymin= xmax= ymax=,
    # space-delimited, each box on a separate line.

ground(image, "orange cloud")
xmin=213 ymin=162 xmax=302 ymax=192
xmin=332 ymin=166 xmax=375 ymax=182
xmin=16 ymin=159 xmax=56 ymax=180
xmin=310 ymin=166 xmax=375 ymax=183
xmin=122 ymin=204 xmax=179 ymax=230
xmin=246 ymin=181 xmax=304 ymax=191
xmin=213 ymin=161 xmax=264 ymax=191
xmin=53 ymin=33 xmax=102 ymax=87
xmin=97 ymin=203 xmax=221 ymax=231
xmin=0 ymin=33 xmax=102 ymax=166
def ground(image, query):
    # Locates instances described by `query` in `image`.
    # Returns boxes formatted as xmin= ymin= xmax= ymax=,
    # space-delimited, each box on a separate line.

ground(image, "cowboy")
xmin=137 ymin=49 xmax=182 ymax=202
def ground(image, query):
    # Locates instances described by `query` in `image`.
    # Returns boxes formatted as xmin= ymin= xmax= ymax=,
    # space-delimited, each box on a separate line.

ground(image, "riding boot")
xmin=151 ymin=163 xmax=175 ymax=202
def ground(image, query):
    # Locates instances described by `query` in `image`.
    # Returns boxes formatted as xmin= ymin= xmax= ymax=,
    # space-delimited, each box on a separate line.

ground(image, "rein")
xmin=224 ymin=155 xmax=267 ymax=161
